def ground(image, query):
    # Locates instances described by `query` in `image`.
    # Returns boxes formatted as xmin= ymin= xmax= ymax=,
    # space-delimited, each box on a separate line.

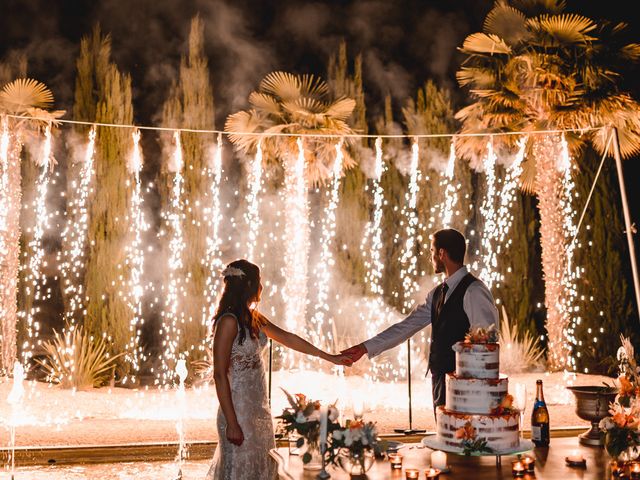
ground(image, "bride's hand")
xmin=226 ymin=421 xmax=245 ymax=446
xmin=325 ymin=353 xmax=353 ymax=367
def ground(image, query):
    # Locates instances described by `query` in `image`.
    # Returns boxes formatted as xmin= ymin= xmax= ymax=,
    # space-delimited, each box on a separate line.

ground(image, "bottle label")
xmin=531 ymin=426 xmax=541 ymax=441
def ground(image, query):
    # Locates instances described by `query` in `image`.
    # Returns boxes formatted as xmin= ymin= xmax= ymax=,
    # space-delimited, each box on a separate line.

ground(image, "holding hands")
xmin=341 ymin=343 xmax=367 ymax=363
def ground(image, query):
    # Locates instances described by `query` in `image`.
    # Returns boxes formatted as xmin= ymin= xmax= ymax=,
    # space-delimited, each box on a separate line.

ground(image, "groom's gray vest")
xmin=428 ymin=273 xmax=477 ymax=375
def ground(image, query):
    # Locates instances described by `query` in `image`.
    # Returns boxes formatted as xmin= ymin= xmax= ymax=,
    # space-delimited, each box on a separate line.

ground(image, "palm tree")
xmin=226 ymin=71 xmax=357 ymax=185
xmin=0 ymin=78 xmax=63 ymax=374
xmin=226 ymin=72 xmax=356 ymax=341
xmin=456 ymin=0 xmax=640 ymax=370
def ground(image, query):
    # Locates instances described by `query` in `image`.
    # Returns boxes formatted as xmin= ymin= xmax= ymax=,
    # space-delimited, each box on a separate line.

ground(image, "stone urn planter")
xmin=567 ymin=386 xmax=618 ymax=446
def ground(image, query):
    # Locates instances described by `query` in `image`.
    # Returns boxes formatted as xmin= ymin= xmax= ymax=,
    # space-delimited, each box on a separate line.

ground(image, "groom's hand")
xmin=341 ymin=343 xmax=367 ymax=363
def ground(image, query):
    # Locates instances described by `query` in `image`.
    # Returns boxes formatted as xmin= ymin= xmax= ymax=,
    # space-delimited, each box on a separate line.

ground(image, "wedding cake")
xmin=435 ymin=328 xmax=520 ymax=452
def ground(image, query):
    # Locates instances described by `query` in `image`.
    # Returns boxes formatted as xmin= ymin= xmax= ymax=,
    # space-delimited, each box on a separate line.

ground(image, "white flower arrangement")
xmin=221 ymin=266 xmax=245 ymax=278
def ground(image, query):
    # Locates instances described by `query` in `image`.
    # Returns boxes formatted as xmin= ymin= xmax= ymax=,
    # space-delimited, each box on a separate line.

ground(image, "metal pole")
xmin=408 ymin=338 xmax=413 ymax=431
xmin=610 ymin=127 xmax=640 ymax=323
xmin=268 ymin=339 xmax=273 ymax=406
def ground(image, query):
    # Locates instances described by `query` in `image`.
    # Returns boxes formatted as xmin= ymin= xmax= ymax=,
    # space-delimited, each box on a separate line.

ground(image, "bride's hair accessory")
xmin=221 ymin=266 xmax=246 ymax=278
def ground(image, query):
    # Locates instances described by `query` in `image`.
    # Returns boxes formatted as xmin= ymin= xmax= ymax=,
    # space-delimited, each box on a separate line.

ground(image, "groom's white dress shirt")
xmin=363 ymin=266 xmax=498 ymax=359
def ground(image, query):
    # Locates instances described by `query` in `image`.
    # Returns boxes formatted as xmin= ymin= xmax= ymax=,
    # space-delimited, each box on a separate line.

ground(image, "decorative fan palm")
xmin=0 ymin=78 xmax=64 ymax=124
xmin=225 ymin=71 xmax=357 ymax=184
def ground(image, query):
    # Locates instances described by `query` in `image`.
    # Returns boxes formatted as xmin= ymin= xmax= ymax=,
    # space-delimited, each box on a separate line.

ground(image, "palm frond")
xmin=0 ymin=78 xmax=54 ymax=114
xmin=260 ymin=71 xmax=303 ymax=102
xmin=324 ymin=97 xmax=356 ymax=121
xmin=456 ymin=67 xmax=497 ymax=89
xmin=461 ymin=33 xmax=512 ymax=55
xmin=249 ymin=92 xmax=282 ymax=116
xmin=225 ymin=109 xmax=265 ymax=152
xmin=527 ymin=14 xmax=597 ymax=45
xmin=297 ymin=74 xmax=329 ymax=98
xmin=483 ymin=2 xmax=530 ymax=46
xmin=621 ymin=43 xmax=640 ymax=61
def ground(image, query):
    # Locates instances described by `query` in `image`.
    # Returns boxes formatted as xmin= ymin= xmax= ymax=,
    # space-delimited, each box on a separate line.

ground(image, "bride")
xmin=206 ymin=259 xmax=352 ymax=480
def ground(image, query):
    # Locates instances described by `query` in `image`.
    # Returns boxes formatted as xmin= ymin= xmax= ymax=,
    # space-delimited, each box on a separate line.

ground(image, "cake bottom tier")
xmin=436 ymin=407 xmax=520 ymax=452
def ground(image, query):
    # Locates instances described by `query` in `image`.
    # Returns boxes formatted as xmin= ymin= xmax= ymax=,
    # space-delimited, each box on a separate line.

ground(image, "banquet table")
xmin=271 ymin=436 xmax=611 ymax=480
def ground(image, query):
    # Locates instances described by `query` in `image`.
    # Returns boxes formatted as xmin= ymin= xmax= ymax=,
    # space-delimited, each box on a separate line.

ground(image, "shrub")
xmin=35 ymin=326 xmax=122 ymax=389
xmin=499 ymin=306 xmax=544 ymax=373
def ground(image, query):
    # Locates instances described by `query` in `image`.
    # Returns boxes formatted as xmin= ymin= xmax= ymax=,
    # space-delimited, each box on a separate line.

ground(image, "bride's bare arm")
xmin=213 ymin=314 xmax=244 ymax=446
xmin=262 ymin=318 xmax=352 ymax=366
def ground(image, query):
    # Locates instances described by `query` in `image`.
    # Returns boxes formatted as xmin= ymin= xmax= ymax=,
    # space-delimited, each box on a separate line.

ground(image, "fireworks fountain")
xmin=310 ymin=141 xmax=344 ymax=348
xmin=244 ymin=139 xmax=263 ymax=263
xmin=160 ymin=131 xmax=186 ymax=383
xmin=203 ymin=133 xmax=225 ymax=324
xmin=281 ymin=138 xmax=310 ymax=355
xmin=121 ymin=129 xmax=147 ymax=384
xmin=21 ymin=125 xmax=53 ymax=365
xmin=7 ymin=361 xmax=25 ymax=480
xmin=439 ymin=139 xmax=459 ymax=228
xmin=59 ymin=127 xmax=96 ymax=325
xmin=478 ymin=138 xmax=499 ymax=288
xmin=174 ymin=359 xmax=189 ymax=480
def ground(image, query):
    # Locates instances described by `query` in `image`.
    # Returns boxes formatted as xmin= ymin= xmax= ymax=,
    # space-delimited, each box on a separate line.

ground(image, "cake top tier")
xmin=463 ymin=325 xmax=499 ymax=345
xmin=453 ymin=341 xmax=500 ymax=353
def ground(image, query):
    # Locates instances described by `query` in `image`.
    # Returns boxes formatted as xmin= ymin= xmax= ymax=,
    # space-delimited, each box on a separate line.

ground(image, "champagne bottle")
xmin=531 ymin=379 xmax=550 ymax=447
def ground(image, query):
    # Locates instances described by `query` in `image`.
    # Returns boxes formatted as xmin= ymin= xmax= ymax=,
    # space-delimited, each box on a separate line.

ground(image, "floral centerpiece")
xmin=464 ymin=325 xmax=499 ymax=344
xmin=600 ymin=335 xmax=640 ymax=461
xmin=328 ymin=420 xmax=382 ymax=476
xmin=277 ymin=389 xmax=340 ymax=465
xmin=455 ymin=421 xmax=493 ymax=455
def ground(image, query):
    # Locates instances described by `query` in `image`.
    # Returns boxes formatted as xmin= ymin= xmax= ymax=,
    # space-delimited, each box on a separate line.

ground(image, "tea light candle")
xmin=512 ymin=460 xmax=525 ymax=477
xmin=565 ymin=451 xmax=586 ymax=468
xmin=431 ymin=450 xmax=447 ymax=470
xmin=389 ymin=452 xmax=403 ymax=469
xmin=522 ymin=455 xmax=535 ymax=472
xmin=425 ymin=467 xmax=441 ymax=479
xmin=610 ymin=460 xmax=622 ymax=476
xmin=405 ymin=469 xmax=420 ymax=479
xmin=631 ymin=462 xmax=640 ymax=479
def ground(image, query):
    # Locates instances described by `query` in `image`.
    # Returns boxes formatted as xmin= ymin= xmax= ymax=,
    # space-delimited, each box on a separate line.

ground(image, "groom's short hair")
xmin=433 ymin=228 xmax=466 ymax=264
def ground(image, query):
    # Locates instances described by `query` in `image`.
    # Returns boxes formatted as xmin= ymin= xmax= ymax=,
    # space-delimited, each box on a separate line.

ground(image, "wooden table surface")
xmin=272 ymin=436 xmax=611 ymax=479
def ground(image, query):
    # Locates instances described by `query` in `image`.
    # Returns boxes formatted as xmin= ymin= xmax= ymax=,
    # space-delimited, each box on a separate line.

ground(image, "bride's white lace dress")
xmin=206 ymin=319 xmax=277 ymax=480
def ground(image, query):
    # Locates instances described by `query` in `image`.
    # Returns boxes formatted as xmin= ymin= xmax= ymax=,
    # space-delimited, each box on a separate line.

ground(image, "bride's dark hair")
xmin=214 ymin=259 xmax=265 ymax=345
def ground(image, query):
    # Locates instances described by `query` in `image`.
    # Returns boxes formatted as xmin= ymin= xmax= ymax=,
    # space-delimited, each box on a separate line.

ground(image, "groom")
xmin=342 ymin=228 xmax=498 ymax=417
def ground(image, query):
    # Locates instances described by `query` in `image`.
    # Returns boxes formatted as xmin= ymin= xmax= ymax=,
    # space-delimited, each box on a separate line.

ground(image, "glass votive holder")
xmin=389 ymin=452 xmax=404 ymax=469
xmin=425 ymin=467 xmax=441 ymax=479
xmin=512 ymin=460 xmax=526 ymax=477
xmin=565 ymin=452 xmax=587 ymax=468
xmin=610 ymin=460 xmax=622 ymax=477
xmin=522 ymin=455 xmax=535 ymax=473
xmin=405 ymin=468 xmax=420 ymax=479
xmin=630 ymin=461 xmax=640 ymax=480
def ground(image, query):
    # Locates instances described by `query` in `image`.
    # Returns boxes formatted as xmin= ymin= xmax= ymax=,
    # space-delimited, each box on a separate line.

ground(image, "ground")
xmin=0 ymin=371 xmax=611 ymax=448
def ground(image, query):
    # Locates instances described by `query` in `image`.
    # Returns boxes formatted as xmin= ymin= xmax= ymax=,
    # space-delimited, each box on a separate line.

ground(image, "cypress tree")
xmin=159 ymin=16 xmax=215 ymax=362
xmin=327 ymin=41 xmax=370 ymax=289
xmin=71 ymin=26 xmax=136 ymax=372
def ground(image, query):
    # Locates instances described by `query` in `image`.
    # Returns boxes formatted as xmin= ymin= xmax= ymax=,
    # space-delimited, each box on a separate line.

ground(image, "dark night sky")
xmin=1 ymin=0 xmax=639 ymax=252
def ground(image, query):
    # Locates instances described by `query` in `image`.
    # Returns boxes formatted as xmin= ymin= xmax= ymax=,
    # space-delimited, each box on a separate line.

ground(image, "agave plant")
xmin=35 ymin=327 xmax=123 ymax=390
xmin=499 ymin=306 xmax=544 ymax=373
xmin=225 ymin=71 xmax=357 ymax=184
xmin=456 ymin=0 xmax=640 ymax=369
xmin=0 ymin=78 xmax=63 ymax=375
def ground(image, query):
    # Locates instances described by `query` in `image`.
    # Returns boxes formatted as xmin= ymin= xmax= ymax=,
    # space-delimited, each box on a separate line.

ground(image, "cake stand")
xmin=421 ymin=434 xmax=534 ymax=466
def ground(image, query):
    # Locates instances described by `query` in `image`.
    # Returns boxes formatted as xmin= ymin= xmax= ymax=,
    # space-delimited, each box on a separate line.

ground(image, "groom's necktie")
xmin=436 ymin=282 xmax=449 ymax=319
